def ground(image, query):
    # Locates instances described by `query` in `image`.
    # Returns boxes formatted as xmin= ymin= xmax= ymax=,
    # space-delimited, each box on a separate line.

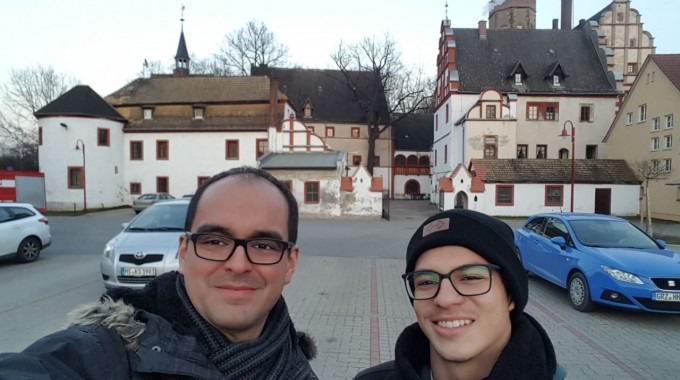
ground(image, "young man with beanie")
xmin=355 ymin=209 xmax=565 ymax=380
xmin=0 ymin=167 xmax=318 ymax=380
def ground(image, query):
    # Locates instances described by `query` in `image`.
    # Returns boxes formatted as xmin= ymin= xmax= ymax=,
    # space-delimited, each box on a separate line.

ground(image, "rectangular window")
xmin=652 ymin=159 xmax=660 ymax=172
xmin=351 ymin=127 xmax=360 ymax=138
xmin=38 ymin=127 xmax=43 ymax=146
xmin=352 ymin=155 xmax=362 ymax=166
xmin=156 ymin=140 xmax=169 ymax=160
xmin=130 ymin=141 xmax=143 ymax=160
xmin=514 ymin=73 xmax=522 ymax=85
xmin=435 ymin=114 xmax=438 ymax=131
xmin=652 ymin=117 xmax=660 ymax=131
xmin=97 ymin=128 xmax=110 ymax=146
xmin=143 ymin=108 xmax=153 ymax=120
xmin=666 ymin=114 xmax=674 ymax=129
xmin=627 ymin=63 xmax=637 ymax=73
xmin=629 ymin=38 xmax=636 ymax=47
xmin=617 ymin=12 xmax=624 ymax=22
xmin=226 ymin=140 xmax=239 ymax=160
xmin=536 ymin=145 xmax=547 ymax=159
xmin=156 ymin=177 xmax=169 ymax=193
xmin=553 ymin=75 xmax=560 ymax=86
xmin=444 ymin=144 xmax=448 ymax=164
xmin=193 ymin=107 xmax=204 ymax=119
xmin=484 ymin=135 xmax=497 ymax=159
xmin=526 ymin=102 xmax=559 ymax=121
xmin=197 ymin=176 xmax=210 ymax=188
xmin=130 ymin=182 xmax=142 ymax=195
xmin=545 ymin=185 xmax=563 ymax=206
xmin=517 ymin=144 xmax=528 ymax=158
xmin=256 ymin=139 xmax=268 ymax=158
xmin=68 ymin=167 xmax=84 ymax=189
xmin=586 ymin=145 xmax=598 ymax=159
xmin=527 ymin=106 xmax=538 ymax=120
xmin=664 ymin=135 xmax=673 ymax=149
xmin=651 ymin=137 xmax=659 ymax=151
xmin=485 ymin=105 xmax=496 ymax=119
xmin=304 ymin=181 xmax=320 ymax=204
xmin=325 ymin=126 xmax=335 ymax=137
xmin=639 ymin=104 xmax=647 ymax=122
xmin=446 ymin=104 xmax=449 ymax=123
xmin=496 ymin=185 xmax=514 ymax=206
xmin=374 ymin=156 xmax=380 ymax=167
xmin=545 ymin=106 xmax=555 ymax=120
xmin=664 ymin=159 xmax=672 ymax=172
xmin=580 ymin=105 xmax=593 ymax=122
xmin=626 ymin=112 xmax=633 ymax=126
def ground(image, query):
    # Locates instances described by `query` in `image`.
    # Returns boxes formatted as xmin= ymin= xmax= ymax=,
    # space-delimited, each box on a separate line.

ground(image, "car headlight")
xmin=103 ymin=243 xmax=115 ymax=260
xmin=601 ymin=265 xmax=643 ymax=284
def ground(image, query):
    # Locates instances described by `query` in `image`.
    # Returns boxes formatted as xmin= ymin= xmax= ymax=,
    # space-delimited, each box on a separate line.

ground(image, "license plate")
xmin=653 ymin=292 xmax=680 ymax=302
xmin=121 ymin=267 xmax=156 ymax=277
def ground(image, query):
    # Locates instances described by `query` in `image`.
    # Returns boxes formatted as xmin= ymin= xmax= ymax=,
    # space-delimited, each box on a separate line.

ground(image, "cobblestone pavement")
xmin=285 ymin=201 xmax=680 ymax=380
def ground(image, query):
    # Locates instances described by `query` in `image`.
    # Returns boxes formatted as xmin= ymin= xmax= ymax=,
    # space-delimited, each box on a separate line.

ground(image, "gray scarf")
xmin=176 ymin=276 xmax=317 ymax=380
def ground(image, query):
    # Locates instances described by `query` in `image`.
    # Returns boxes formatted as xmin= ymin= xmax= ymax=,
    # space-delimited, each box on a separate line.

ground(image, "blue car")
xmin=515 ymin=213 xmax=680 ymax=314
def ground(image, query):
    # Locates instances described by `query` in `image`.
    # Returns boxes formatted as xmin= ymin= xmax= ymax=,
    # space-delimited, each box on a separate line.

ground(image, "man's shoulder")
xmin=353 ymin=360 xmax=395 ymax=380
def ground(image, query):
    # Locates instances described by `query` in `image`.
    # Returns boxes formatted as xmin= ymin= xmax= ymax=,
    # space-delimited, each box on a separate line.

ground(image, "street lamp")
xmin=74 ymin=139 xmax=87 ymax=213
xmin=559 ymin=120 xmax=575 ymax=212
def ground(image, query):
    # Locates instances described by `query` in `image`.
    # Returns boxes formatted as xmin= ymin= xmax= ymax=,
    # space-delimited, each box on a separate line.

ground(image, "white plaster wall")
xmin=481 ymin=183 xmax=639 ymax=217
xmin=38 ymin=116 xmax=125 ymax=211
xmin=515 ymin=96 xmax=616 ymax=159
xmin=341 ymin=167 xmax=381 ymax=218
xmin=124 ymin=131 xmax=267 ymax=202
xmin=464 ymin=119 xmax=517 ymax=161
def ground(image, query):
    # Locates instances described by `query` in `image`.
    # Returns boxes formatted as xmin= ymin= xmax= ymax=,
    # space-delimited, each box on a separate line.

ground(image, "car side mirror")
xmin=656 ymin=239 xmax=667 ymax=249
xmin=550 ymin=236 xmax=567 ymax=249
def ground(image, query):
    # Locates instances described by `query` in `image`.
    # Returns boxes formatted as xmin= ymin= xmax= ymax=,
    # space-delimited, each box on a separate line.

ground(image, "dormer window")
xmin=143 ymin=108 xmax=153 ymax=120
xmin=553 ymin=75 xmax=560 ymax=86
xmin=303 ymin=99 xmax=313 ymax=119
xmin=193 ymin=107 xmax=205 ymax=120
xmin=514 ymin=73 xmax=522 ymax=85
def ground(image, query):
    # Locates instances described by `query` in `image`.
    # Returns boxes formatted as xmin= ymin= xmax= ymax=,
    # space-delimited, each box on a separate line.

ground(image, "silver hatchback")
xmin=101 ymin=199 xmax=189 ymax=288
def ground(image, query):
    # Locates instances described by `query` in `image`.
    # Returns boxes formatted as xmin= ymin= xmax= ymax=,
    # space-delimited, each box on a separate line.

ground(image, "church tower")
xmin=488 ymin=0 xmax=536 ymax=30
xmin=173 ymin=6 xmax=190 ymax=77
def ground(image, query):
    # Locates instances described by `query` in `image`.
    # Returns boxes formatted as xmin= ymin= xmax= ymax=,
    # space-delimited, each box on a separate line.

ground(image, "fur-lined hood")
xmin=67 ymin=294 xmax=317 ymax=360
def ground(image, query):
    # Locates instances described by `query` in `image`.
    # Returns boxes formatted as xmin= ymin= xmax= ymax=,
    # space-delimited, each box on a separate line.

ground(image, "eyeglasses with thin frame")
xmin=185 ymin=232 xmax=294 ymax=265
xmin=401 ymin=264 xmax=501 ymax=300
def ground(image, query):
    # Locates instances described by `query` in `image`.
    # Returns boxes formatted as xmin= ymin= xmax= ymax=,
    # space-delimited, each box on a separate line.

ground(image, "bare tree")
xmin=0 ymin=65 xmax=77 ymax=170
xmin=135 ymin=59 xmax=168 ymax=78
xmin=216 ymin=20 xmax=289 ymax=76
xmin=331 ymin=35 xmax=433 ymax=174
xmin=632 ymin=159 xmax=671 ymax=235
xmin=191 ymin=55 xmax=233 ymax=76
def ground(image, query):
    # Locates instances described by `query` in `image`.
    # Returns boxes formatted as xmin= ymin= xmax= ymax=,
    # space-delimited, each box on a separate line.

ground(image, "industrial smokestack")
xmin=561 ymin=0 xmax=573 ymax=30
xmin=553 ymin=18 xmax=559 ymax=30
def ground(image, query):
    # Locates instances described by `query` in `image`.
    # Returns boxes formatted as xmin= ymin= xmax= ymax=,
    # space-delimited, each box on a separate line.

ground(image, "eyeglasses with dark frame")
xmin=185 ymin=232 xmax=294 ymax=265
xmin=401 ymin=264 xmax=501 ymax=300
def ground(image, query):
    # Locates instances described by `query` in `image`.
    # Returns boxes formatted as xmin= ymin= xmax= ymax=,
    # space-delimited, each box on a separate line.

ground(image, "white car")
xmin=101 ymin=199 xmax=189 ymax=288
xmin=0 ymin=203 xmax=51 ymax=263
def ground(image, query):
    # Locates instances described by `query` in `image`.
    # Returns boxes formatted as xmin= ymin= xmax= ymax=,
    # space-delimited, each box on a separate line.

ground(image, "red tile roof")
xmin=651 ymin=55 xmax=680 ymax=92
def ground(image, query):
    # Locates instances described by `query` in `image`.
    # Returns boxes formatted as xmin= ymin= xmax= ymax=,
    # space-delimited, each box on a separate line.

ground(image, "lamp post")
xmin=559 ymin=120 xmax=575 ymax=212
xmin=74 ymin=139 xmax=87 ymax=213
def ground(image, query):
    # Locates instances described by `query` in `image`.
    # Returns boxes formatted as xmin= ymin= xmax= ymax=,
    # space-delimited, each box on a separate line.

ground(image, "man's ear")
xmin=177 ymin=234 xmax=188 ymax=274
xmin=284 ymin=246 xmax=300 ymax=285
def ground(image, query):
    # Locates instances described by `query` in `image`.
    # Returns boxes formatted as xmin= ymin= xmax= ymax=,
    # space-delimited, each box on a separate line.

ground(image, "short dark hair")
xmin=184 ymin=166 xmax=299 ymax=242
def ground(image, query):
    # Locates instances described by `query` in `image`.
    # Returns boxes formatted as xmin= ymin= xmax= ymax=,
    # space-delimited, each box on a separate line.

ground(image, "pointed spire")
xmin=174 ymin=4 xmax=190 ymax=77
xmin=445 ymin=1 xmax=449 ymax=22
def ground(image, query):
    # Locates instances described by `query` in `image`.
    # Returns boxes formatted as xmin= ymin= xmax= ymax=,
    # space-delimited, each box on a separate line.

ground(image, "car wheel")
xmin=568 ymin=272 xmax=594 ymax=312
xmin=16 ymin=237 xmax=41 ymax=263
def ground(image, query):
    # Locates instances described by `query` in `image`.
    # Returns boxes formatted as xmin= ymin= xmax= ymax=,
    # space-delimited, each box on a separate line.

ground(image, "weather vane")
xmin=445 ymin=1 xmax=449 ymax=20
xmin=180 ymin=4 xmax=185 ymax=23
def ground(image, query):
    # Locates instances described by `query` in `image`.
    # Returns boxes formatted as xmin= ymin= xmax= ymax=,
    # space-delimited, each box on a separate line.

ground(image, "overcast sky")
xmin=1 ymin=0 xmax=677 ymax=97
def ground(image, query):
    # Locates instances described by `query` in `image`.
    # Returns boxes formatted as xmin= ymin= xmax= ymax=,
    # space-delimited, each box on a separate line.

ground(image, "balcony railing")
xmin=394 ymin=166 xmax=430 ymax=176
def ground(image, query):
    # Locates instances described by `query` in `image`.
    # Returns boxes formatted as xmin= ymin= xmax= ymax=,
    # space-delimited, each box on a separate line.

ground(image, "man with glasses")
xmin=354 ymin=209 xmax=565 ymax=380
xmin=0 ymin=166 xmax=318 ymax=380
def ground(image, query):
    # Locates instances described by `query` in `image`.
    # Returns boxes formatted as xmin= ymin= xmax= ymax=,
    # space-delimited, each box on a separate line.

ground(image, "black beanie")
xmin=405 ymin=209 xmax=528 ymax=322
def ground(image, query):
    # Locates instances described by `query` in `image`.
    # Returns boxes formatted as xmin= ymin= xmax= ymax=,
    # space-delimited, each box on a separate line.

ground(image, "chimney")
xmin=478 ymin=20 xmax=487 ymax=40
xmin=561 ymin=0 xmax=573 ymax=30
xmin=552 ymin=18 xmax=559 ymax=30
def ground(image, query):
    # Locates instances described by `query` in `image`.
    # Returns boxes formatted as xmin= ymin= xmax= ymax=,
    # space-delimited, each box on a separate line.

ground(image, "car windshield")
xmin=127 ymin=203 xmax=187 ymax=232
xmin=570 ymin=219 xmax=659 ymax=249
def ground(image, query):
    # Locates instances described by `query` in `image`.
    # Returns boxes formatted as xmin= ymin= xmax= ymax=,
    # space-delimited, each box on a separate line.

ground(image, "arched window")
xmin=418 ymin=156 xmax=430 ymax=167
xmin=407 ymin=155 xmax=418 ymax=166
xmin=559 ymin=148 xmax=569 ymax=159
xmin=405 ymin=180 xmax=420 ymax=195
xmin=395 ymin=155 xmax=406 ymax=166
